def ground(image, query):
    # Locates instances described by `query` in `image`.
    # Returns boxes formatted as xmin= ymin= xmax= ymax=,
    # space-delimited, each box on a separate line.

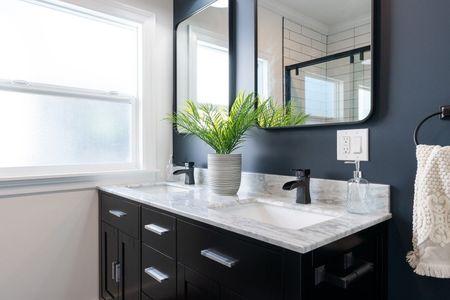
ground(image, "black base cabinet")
xmin=99 ymin=192 xmax=388 ymax=300
xmin=100 ymin=223 xmax=140 ymax=300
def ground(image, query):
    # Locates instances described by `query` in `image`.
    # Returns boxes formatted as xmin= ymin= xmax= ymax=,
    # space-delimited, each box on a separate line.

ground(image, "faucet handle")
xmin=184 ymin=161 xmax=195 ymax=168
xmin=291 ymin=168 xmax=310 ymax=178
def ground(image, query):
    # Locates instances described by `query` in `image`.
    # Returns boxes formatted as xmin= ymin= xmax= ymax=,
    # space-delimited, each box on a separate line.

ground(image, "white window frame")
xmin=257 ymin=57 xmax=270 ymax=99
xmin=0 ymin=0 xmax=157 ymax=181
xmin=358 ymin=85 xmax=371 ymax=120
xmin=187 ymin=25 xmax=229 ymax=106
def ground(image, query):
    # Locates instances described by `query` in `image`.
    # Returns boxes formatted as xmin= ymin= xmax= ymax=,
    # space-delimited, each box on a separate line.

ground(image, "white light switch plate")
xmin=337 ymin=129 xmax=369 ymax=161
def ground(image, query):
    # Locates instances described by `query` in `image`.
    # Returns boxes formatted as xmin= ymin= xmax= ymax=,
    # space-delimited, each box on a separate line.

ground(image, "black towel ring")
xmin=414 ymin=105 xmax=450 ymax=145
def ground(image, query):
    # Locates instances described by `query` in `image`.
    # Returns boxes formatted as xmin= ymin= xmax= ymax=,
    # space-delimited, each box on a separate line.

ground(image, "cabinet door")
xmin=177 ymin=264 xmax=219 ymax=300
xmin=118 ymin=232 xmax=141 ymax=300
xmin=101 ymin=222 xmax=119 ymax=300
xmin=220 ymin=288 xmax=247 ymax=300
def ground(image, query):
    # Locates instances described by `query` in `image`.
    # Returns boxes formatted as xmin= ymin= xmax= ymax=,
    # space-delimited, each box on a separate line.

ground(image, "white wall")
xmin=0 ymin=190 xmax=99 ymax=300
xmin=0 ymin=0 xmax=173 ymax=299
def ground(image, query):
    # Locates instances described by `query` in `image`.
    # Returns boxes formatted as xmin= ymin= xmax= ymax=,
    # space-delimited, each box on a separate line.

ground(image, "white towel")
xmin=407 ymin=145 xmax=450 ymax=278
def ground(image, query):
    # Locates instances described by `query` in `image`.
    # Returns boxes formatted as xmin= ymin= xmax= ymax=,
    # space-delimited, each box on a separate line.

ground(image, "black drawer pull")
xmin=144 ymin=267 xmax=169 ymax=283
xmin=109 ymin=210 xmax=127 ymax=218
xmin=317 ymin=261 xmax=374 ymax=289
xmin=201 ymin=248 xmax=238 ymax=268
xmin=144 ymin=224 xmax=170 ymax=236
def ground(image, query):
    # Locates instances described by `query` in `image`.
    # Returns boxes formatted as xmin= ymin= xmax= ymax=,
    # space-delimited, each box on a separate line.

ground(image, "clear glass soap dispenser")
xmin=165 ymin=155 xmax=176 ymax=182
xmin=345 ymin=161 xmax=370 ymax=214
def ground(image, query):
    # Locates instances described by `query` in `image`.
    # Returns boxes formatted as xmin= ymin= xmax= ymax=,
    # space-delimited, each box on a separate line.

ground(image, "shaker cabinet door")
xmin=101 ymin=222 xmax=119 ymax=300
xmin=118 ymin=232 xmax=141 ymax=300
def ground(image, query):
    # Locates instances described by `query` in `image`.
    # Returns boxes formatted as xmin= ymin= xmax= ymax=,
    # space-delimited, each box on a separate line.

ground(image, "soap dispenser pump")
xmin=345 ymin=161 xmax=370 ymax=214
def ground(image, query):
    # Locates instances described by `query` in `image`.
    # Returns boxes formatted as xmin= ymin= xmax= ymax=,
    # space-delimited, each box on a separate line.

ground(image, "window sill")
xmin=0 ymin=169 xmax=160 ymax=198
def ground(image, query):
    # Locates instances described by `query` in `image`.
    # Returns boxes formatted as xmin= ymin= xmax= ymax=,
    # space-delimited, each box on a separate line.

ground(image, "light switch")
xmin=351 ymin=136 xmax=362 ymax=154
xmin=337 ymin=129 xmax=369 ymax=161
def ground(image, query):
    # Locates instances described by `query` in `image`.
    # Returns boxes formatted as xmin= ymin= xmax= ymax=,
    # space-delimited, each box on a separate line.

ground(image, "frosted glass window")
xmin=305 ymin=76 xmax=338 ymax=119
xmin=0 ymin=0 xmax=142 ymax=174
xmin=0 ymin=90 xmax=131 ymax=168
xmin=0 ymin=0 xmax=139 ymax=95
xmin=196 ymin=41 xmax=229 ymax=106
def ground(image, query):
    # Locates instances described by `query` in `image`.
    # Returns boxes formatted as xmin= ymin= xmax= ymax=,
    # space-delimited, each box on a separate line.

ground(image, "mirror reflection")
xmin=176 ymin=0 xmax=229 ymax=113
xmin=258 ymin=0 xmax=372 ymax=127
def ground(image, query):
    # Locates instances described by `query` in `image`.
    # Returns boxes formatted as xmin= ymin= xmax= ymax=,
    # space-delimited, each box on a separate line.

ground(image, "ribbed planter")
xmin=207 ymin=154 xmax=242 ymax=196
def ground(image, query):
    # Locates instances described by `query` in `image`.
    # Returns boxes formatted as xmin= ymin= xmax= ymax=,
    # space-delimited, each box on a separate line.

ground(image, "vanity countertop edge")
xmin=98 ymin=179 xmax=391 ymax=254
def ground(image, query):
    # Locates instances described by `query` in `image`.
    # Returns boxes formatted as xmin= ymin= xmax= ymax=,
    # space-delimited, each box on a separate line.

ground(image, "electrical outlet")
xmin=337 ymin=129 xmax=369 ymax=161
xmin=343 ymin=136 xmax=351 ymax=154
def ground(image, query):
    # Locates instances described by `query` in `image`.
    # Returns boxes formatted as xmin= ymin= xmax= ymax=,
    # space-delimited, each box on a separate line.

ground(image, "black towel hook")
xmin=414 ymin=105 xmax=450 ymax=145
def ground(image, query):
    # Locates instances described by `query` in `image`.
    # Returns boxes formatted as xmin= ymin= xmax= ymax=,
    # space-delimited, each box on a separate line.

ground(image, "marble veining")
xmin=100 ymin=171 xmax=391 ymax=253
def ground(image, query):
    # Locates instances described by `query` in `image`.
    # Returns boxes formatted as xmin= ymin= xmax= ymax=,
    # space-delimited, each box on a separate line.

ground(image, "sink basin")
xmin=215 ymin=202 xmax=334 ymax=230
xmin=127 ymin=183 xmax=192 ymax=194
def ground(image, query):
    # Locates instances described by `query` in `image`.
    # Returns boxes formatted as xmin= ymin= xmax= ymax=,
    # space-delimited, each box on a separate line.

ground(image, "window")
xmin=304 ymin=74 xmax=342 ymax=119
xmin=196 ymin=41 xmax=229 ymax=106
xmin=0 ymin=0 xmax=144 ymax=177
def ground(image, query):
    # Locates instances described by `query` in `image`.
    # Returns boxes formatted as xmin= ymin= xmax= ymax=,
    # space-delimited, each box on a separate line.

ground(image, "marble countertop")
xmin=99 ymin=177 xmax=391 ymax=254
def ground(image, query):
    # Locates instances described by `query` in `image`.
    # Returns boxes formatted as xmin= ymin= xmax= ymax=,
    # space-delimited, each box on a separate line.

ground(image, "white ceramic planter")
xmin=207 ymin=154 xmax=242 ymax=196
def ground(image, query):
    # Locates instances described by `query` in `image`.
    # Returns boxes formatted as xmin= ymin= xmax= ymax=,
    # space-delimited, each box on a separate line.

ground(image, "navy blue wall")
xmin=173 ymin=0 xmax=450 ymax=299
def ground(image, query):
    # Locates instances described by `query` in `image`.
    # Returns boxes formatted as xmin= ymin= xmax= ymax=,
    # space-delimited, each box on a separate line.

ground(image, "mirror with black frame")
xmin=176 ymin=0 xmax=229 ymax=116
xmin=257 ymin=0 xmax=373 ymax=127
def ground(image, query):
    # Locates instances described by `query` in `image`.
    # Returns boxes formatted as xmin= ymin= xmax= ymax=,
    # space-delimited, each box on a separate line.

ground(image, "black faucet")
xmin=282 ymin=169 xmax=311 ymax=204
xmin=173 ymin=162 xmax=195 ymax=185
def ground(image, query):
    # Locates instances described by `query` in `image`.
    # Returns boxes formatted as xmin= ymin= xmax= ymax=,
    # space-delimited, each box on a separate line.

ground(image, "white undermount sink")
xmin=215 ymin=202 xmax=334 ymax=230
xmin=126 ymin=183 xmax=192 ymax=194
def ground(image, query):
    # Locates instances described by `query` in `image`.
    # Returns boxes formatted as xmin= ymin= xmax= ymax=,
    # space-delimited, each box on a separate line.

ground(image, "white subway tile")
xmin=328 ymin=29 xmax=355 ymax=44
xmin=289 ymin=32 xmax=311 ymax=46
xmin=326 ymin=58 xmax=350 ymax=68
xmin=301 ymin=26 xmax=324 ymax=42
xmin=311 ymin=39 xmax=326 ymax=52
xmin=355 ymin=33 xmax=371 ymax=46
xmin=355 ymin=23 xmax=371 ymax=36
xmin=289 ymin=50 xmax=311 ymax=62
xmin=301 ymin=44 xmax=324 ymax=58
xmin=284 ymin=39 xmax=301 ymax=52
xmin=330 ymin=73 xmax=352 ymax=83
xmin=283 ymin=48 xmax=291 ymax=58
xmin=284 ymin=19 xmax=301 ymax=33
xmin=284 ymin=58 xmax=297 ymax=66
xmin=327 ymin=38 xmax=354 ymax=53
xmin=327 ymin=65 xmax=352 ymax=77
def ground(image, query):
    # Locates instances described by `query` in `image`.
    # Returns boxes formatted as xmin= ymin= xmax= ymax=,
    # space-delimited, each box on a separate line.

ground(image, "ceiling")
xmin=271 ymin=0 xmax=371 ymax=27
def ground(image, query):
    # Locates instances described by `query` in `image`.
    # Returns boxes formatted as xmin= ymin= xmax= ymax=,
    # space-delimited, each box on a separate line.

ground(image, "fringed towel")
xmin=407 ymin=145 xmax=450 ymax=278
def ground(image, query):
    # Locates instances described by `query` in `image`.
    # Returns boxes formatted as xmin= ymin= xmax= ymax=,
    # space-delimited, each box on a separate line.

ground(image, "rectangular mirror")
xmin=176 ymin=0 xmax=229 ymax=115
xmin=257 ymin=0 xmax=373 ymax=127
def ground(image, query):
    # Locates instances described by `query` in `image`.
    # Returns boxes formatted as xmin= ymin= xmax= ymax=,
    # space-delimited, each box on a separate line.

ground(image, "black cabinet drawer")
xmin=142 ymin=244 xmax=176 ymax=300
xmin=101 ymin=193 xmax=140 ymax=239
xmin=177 ymin=220 xmax=283 ymax=300
xmin=141 ymin=293 xmax=152 ymax=300
xmin=142 ymin=207 xmax=176 ymax=258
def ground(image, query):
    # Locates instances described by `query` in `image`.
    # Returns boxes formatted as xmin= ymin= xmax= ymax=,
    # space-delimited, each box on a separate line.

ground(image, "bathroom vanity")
xmin=99 ymin=173 xmax=391 ymax=300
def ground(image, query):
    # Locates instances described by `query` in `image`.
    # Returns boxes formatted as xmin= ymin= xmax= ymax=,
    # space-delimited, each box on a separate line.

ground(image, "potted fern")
xmin=168 ymin=93 xmax=309 ymax=195
xmin=168 ymin=93 xmax=263 ymax=195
